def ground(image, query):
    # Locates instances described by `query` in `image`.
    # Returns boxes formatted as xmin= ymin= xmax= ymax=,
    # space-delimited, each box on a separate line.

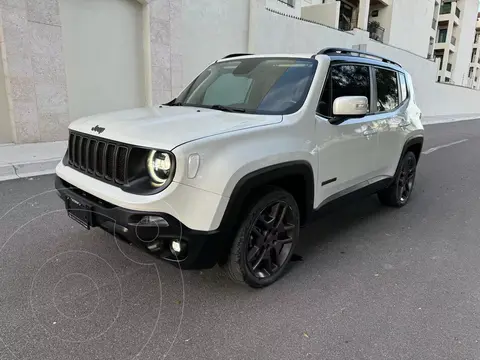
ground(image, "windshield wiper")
xmin=209 ymin=104 xmax=246 ymax=113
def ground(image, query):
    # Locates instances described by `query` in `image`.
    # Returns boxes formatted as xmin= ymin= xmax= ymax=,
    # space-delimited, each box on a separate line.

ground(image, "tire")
xmin=221 ymin=186 xmax=301 ymax=288
xmin=378 ymin=151 xmax=417 ymax=207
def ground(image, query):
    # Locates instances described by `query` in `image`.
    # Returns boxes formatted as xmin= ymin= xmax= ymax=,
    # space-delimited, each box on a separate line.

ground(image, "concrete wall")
xmin=60 ymin=0 xmax=145 ymax=121
xmin=301 ymin=2 xmax=340 ymax=28
xmin=178 ymin=0 xmax=249 ymax=97
xmin=247 ymin=3 xmax=480 ymax=117
xmin=0 ymin=31 xmax=13 ymax=144
xmin=388 ymin=0 xmax=435 ymax=58
xmin=451 ymin=0 xmax=478 ymax=86
xmin=265 ymin=0 xmax=300 ymax=16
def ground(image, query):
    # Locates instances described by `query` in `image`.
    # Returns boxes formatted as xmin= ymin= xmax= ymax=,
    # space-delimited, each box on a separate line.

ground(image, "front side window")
xmin=375 ymin=68 xmax=399 ymax=112
xmin=317 ymin=64 xmax=371 ymax=117
xmin=175 ymin=58 xmax=317 ymax=115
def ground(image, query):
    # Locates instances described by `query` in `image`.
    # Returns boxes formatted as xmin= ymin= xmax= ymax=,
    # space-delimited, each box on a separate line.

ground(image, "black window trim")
xmin=316 ymin=60 xmax=409 ymax=119
xmin=371 ymin=65 xmax=407 ymax=115
xmin=315 ymin=62 xmax=374 ymax=119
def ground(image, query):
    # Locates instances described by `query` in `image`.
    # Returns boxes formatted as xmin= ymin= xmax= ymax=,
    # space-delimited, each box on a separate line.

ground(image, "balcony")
xmin=368 ymin=21 xmax=384 ymax=43
xmin=438 ymin=1 xmax=460 ymax=26
xmin=439 ymin=2 xmax=451 ymax=15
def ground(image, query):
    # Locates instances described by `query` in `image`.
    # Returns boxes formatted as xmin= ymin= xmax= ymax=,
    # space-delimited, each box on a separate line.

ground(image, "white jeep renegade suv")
xmin=56 ymin=48 xmax=424 ymax=288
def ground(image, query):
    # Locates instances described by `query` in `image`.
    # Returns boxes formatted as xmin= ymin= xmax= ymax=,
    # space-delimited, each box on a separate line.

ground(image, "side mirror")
xmin=330 ymin=96 xmax=369 ymax=124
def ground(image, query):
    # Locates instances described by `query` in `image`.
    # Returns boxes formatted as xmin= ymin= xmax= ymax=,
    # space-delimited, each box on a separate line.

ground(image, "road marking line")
xmin=422 ymin=139 xmax=469 ymax=155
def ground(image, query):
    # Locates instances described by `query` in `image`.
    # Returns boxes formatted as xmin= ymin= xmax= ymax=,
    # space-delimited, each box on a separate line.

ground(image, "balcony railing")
xmin=447 ymin=63 xmax=452 ymax=72
xmin=451 ymin=36 xmax=456 ymax=46
xmin=439 ymin=2 xmax=451 ymax=14
xmin=368 ymin=22 xmax=385 ymax=43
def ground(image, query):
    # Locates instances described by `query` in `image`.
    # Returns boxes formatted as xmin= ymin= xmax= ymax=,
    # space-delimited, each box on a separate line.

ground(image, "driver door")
xmin=315 ymin=63 xmax=379 ymax=203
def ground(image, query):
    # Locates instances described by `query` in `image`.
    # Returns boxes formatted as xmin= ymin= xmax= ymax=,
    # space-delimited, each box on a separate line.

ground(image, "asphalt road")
xmin=1 ymin=120 xmax=480 ymax=360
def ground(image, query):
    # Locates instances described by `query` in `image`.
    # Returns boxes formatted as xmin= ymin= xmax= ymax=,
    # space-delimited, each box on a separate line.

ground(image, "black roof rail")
xmin=313 ymin=47 xmax=402 ymax=68
xmin=222 ymin=53 xmax=253 ymax=59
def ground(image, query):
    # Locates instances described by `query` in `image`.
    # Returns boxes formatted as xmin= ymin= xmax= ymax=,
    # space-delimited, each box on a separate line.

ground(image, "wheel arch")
xmin=403 ymin=136 xmax=424 ymax=162
xmin=217 ymin=161 xmax=315 ymax=263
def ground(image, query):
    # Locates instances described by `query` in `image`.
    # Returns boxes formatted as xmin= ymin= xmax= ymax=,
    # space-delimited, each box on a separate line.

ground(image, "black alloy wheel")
xmin=222 ymin=187 xmax=300 ymax=288
xmin=397 ymin=153 xmax=416 ymax=204
xmin=378 ymin=151 xmax=417 ymax=207
xmin=246 ymin=201 xmax=296 ymax=279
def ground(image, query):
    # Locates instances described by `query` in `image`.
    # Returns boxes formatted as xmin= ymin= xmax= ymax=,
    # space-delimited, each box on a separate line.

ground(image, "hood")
xmin=69 ymin=106 xmax=282 ymax=150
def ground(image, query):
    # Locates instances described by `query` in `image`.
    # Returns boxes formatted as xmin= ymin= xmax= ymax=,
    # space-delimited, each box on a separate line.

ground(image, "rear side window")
xmin=317 ymin=64 xmax=371 ymax=117
xmin=375 ymin=68 xmax=399 ymax=112
xmin=399 ymin=72 xmax=408 ymax=103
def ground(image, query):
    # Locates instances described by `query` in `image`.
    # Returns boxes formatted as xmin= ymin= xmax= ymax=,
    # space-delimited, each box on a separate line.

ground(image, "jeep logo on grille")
xmin=91 ymin=125 xmax=105 ymax=134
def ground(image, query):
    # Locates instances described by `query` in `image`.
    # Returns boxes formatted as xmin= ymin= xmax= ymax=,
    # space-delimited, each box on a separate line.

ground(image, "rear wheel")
xmin=378 ymin=151 xmax=417 ymax=207
xmin=222 ymin=187 xmax=300 ymax=288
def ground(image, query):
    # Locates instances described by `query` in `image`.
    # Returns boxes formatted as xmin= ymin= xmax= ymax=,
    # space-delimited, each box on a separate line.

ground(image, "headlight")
xmin=147 ymin=150 xmax=172 ymax=186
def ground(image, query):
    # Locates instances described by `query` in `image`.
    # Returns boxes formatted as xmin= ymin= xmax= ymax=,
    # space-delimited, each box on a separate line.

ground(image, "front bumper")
xmin=55 ymin=176 xmax=221 ymax=269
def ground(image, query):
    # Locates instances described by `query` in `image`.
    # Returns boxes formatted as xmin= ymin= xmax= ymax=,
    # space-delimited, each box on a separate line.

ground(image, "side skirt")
xmin=308 ymin=177 xmax=393 ymax=222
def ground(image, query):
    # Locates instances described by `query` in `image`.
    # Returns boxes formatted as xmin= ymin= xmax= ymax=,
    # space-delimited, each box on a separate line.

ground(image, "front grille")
xmin=68 ymin=132 xmax=130 ymax=185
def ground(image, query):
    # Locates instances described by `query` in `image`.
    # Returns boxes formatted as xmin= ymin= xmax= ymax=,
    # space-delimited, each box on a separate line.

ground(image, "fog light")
xmin=170 ymin=239 xmax=187 ymax=255
xmin=138 ymin=216 xmax=169 ymax=227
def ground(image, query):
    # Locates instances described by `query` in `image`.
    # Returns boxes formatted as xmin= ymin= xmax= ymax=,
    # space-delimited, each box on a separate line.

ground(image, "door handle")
xmin=363 ymin=129 xmax=377 ymax=136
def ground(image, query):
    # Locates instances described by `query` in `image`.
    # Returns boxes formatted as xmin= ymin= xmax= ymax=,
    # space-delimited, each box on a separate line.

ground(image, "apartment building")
xmin=269 ymin=0 xmax=479 ymax=85
xmin=434 ymin=0 xmax=478 ymax=85
xmin=1 ymin=0 xmax=480 ymax=145
xmin=270 ymin=0 xmax=438 ymax=58
xmin=467 ymin=14 xmax=480 ymax=89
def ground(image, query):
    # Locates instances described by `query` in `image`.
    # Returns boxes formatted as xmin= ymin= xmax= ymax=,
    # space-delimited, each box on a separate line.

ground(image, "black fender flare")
xmin=216 ymin=161 xmax=315 ymax=260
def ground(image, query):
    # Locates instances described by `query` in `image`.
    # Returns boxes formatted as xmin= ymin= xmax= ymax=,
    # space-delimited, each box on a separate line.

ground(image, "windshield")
xmin=174 ymin=57 xmax=317 ymax=115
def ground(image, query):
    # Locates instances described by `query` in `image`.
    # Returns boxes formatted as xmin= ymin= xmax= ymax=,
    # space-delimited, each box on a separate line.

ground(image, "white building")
xmin=272 ymin=0 xmax=439 ymax=58
xmin=468 ymin=14 xmax=480 ymax=89
xmin=1 ymin=0 xmax=480 ymax=145
xmin=434 ymin=0 xmax=478 ymax=85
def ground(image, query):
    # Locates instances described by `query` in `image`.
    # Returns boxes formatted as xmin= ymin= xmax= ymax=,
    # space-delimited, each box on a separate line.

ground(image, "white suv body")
xmin=56 ymin=48 xmax=424 ymax=287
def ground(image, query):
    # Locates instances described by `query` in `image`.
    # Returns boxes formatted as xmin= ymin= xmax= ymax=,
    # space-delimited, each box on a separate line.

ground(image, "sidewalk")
xmin=0 ymin=141 xmax=67 ymax=182
xmin=422 ymin=113 xmax=480 ymax=125
xmin=0 ymin=113 xmax=479 ymax=182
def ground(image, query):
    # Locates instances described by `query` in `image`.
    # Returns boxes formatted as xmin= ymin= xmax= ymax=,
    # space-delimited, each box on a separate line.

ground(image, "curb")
xmin=0 ymin=158 xmax=61 ymax=182
xmin=422 ymin=115 xmax=480 ymax=125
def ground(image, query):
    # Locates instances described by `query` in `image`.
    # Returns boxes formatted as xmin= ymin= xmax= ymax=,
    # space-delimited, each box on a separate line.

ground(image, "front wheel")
xmin=221 ymin=187 xmax=300 ymax=288
xmin=378 ymin=151 xmax=417 ymax=207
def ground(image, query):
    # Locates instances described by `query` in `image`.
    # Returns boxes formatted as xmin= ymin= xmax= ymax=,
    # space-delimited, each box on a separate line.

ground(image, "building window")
xmin=371 ymin=10 xmax=379 ymax=17
xmin=437 ymin=76 xmax=441 ymax=82
xmin=472 ymin=49 xmax=477 ymax=63
xmin=475 ymin=33 xmax=480 ymax=43
xmin=375 ymin=68 xmax=399 ymax=112
xmin=446 ymin=63 xmax=452 ymax=72
xmin=437 ymin=29 xmax=447 ymax=43
xmin=439 ymin=2 xmax=451 ymax=15
xmin=469 ymin=67 xmax=474 ymax=78
xmin=445 ymin=77 xmax=450 ymax=82
xmin=339 ymin=2 xmax=354 ymax=31
xmin=277 ymin=0 xmax=295 ymax=7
